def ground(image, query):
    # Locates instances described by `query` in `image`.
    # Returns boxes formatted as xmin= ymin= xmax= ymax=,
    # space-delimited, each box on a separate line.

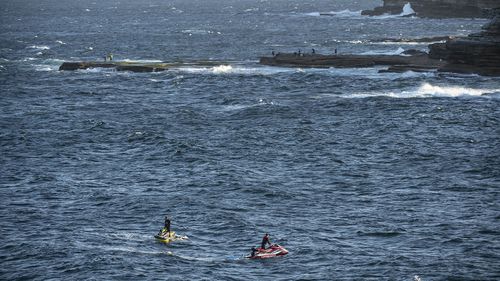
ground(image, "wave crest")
xmin=346 ymin=83 xmax=498 ymax=99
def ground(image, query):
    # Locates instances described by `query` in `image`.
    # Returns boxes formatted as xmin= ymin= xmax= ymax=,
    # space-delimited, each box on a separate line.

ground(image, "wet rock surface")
xmin=261 ymin=9 xmax=500 ymax=76
xmin=59 ymin=61 xmax=169 ymax=72
xmin=259 ymin=52 xmax=445 ymax=74
xmin=430 ymin=10 xmax=500 ymax=76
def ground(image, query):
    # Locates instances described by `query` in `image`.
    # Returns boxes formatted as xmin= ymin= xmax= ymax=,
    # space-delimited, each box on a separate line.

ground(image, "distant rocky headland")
xmin=429 ymin=10 xmax=500 ymax=76
xmin=362 ymin=0 xmax=499 ymax=18
xmin=259 ymin=9 xmax=500 ymax=77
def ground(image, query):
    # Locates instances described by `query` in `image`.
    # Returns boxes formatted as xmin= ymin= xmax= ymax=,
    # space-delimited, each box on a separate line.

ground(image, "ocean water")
xmin=1 ymin=0 xmax=499 ymax=280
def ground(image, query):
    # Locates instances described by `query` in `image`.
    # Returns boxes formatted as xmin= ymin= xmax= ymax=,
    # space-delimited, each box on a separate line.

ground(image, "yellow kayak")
xmin=154 ymin=230 xmax=188 ymax=243
xmin=155 ymin=230 xmax=176 ymax=243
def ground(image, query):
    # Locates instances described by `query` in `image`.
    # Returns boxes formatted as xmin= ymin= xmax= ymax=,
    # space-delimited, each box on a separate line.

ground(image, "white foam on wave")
xmin=304 ymin=10 xmax=362 ymax=18
xmin=34 ymin=64 xmax=54 ymax=72
xmin=212 ymin=65 xmax=233 ymax=74
xmin=174 ymin=64 xmax=294 ymax=76
xmin=329 ymin=9 xmax=362 ymax=18
xmin=76 ymin=68 xmax=109 ymax=73
xmin=243 ymin=7 xmax=259 ymax=13
xmin=416 ymin=83 xmax=490 ymax=97
xmin=181 ymin=29 xmax=218 ymax=35
xmin=305 ymin=12 xmax=321 ymax=17
xmin=371 ymin=4 xmax=416 ymax=20
xmin=360 ymin=47 xmax=405 ymax=55
xmin=220 ymin=98 xmax=280 ymax=113
xmin=55 ymin=40 xmax=66 ymax=45
xmin=121 ymin=59 xmax=163 ymax=63
xmin=28 ymin=45 xmax=50 ymax=50
xmin=44 ymin=58 xmax=65 ymax=64
xmin=100 ymin=246 xmax=166 ymax=255
xmin=222 ymin=104 xmax=249 ymax=111
xmin=372 ymin=41 xmax=430 ymax=46
xmin=374 ymin=14 xmax=401 ymax=19
xmin=32 ymin=58 xmax=66 ymax=71
xmin=345 ymin=83 xmax=496 ymax=99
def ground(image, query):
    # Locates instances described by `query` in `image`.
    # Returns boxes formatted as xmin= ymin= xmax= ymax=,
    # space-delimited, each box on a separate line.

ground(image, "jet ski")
xmin=154 ymin=230 xmax=188 ymax=243
xmin=247 ymin=244 xmax=289 ymax=259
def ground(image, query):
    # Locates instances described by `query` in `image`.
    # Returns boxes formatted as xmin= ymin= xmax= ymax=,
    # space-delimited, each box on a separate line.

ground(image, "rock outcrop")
xmin=362 ymin=0 xmax=499 ymax=18
xmin=429 ymin=9 xmax=500 ymax=76
xmin=259 ymin=52 xmax=445 ymax=71
xmin=260 ymin=9 xmax=500 ymax=76
xmin=59 ymin=61 xmax=170 ymax=72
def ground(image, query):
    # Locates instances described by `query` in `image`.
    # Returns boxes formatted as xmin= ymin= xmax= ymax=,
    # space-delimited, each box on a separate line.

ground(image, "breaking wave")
xmin=121 ymin=59 xmax=163 ymax=63
xmin=303 ymin=10 xmax=362 ymax=18
xmin=181 ymin=29 xmax=220 ymax=35
xmin=345 ymin=83 xmax=498 ymax=99
xmin=401 ymin=3 xmax=416 ymax=17
xmin=371 ymin=3 xmax=417 ymax=19
xmin=360 ymin=47 xmax=406 ymax=55
xmin=27 ymin=45 xmax=50 ymax=50
xmin=304 ymin=12 xmax=320 ymax=17
xmin=212 ymin=65 xmax=233 ymax=74
xmin=174 ymin=64 xmax=293 ymax=75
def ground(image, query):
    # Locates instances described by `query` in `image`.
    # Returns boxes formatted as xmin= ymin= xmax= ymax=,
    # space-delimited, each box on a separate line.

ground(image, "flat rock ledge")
xmin=59 ymin=61 xmax=170 ymax=72
xmin=261 ymin=10 xmax=500 ymax=77
xmin=259 ymin=52 xmax=445 ymax=73
xmin=429 ymin=11 xmax=500 ymax=76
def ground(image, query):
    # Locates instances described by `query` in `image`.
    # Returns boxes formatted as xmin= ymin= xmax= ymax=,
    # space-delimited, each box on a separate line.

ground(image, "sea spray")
xmin=401 ymin=3 xmax=416 ymax=16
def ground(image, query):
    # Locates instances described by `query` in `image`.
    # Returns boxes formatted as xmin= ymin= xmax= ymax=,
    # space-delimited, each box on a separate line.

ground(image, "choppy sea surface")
xmin=1 ymin=0 xmax=499 ymax=280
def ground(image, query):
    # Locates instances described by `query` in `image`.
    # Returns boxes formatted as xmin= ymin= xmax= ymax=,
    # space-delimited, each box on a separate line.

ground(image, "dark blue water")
xmin=1 ymin=0 xmax=499 ymax=280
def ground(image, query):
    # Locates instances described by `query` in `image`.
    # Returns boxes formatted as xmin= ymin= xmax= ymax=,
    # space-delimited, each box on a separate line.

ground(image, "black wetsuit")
xmin=261 ymin=235 xmax=271 ymax=249
xmin=251 ymin=247 xmax=257 ymax=257
xmin=164 ymin=217 xmax=171 ymax=233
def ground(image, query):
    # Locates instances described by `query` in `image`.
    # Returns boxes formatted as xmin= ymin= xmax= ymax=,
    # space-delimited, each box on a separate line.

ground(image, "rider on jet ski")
xmin=158 ymin=215 xmax=171 ymax=238
xmin=261 ymin=233 xmax=272 ymax=249
xmin=250 ymin=233 xmax=272 ymax=257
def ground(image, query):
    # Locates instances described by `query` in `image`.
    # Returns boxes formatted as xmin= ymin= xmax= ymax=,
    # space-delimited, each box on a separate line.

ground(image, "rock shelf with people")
xmin=259 ymin=49 xmax=445 ymax=73
xmin=260 ymin=9 xmax=500 ymax=77
xmin=59 ymin=61 xmax=172 ymax=72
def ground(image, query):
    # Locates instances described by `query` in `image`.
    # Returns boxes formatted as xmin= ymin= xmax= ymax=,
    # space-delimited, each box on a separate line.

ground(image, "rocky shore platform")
xmin=259 ymin=52 xmax=445 ymax=73
xmin=429 ymin=12 xmax=500 ymax=76
xmin=260 ymin=9 xmax=500 ymax=77
xmin=59 ymin=61 xmax=172 ymax=72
